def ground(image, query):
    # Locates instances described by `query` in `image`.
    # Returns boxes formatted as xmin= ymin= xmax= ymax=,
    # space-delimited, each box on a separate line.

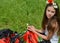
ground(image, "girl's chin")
xmin=47 ymin=17 xmax=51 ymax=19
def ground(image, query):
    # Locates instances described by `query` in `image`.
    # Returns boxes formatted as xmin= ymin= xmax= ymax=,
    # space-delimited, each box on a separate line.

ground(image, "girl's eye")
xmin=51 ymin=11 xmax=55 ymax=13
xmin=48 ymin=10 xmax=50 ymax=12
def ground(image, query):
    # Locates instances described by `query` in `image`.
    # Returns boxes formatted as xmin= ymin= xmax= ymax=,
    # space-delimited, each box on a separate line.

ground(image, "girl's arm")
xmin=33 ymin=30 xmax=54 ymax=40
xmin=35 ymin=29 xmax=45 ymax=33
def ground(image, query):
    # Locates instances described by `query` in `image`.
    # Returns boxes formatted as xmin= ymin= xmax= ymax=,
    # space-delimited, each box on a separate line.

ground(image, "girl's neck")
xmin=48 ymin=18 xmax=51 ymax=22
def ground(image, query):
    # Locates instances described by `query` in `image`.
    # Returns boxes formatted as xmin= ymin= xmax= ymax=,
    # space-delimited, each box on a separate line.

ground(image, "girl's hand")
xmin=27 ymin=26 xmax=36 ymax=32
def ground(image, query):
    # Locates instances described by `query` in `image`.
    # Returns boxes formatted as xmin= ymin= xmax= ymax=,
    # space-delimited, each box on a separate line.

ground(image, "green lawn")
xmin=0 ymin=0 xmax=60 ymax=43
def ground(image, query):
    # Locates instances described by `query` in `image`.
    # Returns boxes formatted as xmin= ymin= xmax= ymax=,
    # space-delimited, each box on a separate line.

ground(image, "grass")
xmin=0 ymin=0 xmax=60 ymax=43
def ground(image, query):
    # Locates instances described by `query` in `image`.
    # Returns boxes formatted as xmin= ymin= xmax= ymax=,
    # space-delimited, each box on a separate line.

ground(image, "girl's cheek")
xmin=51 ymin=11 xmax=55 ymax=16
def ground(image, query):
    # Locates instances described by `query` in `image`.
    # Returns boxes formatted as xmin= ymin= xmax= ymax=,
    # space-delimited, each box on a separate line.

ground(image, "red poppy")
xmin=23 ymin=31 xmax=38 ymax=43
xmin=48 ymin=0 xmax=53 ymax=3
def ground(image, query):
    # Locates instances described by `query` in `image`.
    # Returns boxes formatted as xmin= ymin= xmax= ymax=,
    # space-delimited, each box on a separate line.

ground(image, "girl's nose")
xmin=48 ymin=12 xmax=52 ymax=16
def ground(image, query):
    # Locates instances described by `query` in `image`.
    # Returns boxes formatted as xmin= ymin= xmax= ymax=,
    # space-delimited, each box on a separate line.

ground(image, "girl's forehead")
xmin=47 ymin=6 xmax=55 ymax=11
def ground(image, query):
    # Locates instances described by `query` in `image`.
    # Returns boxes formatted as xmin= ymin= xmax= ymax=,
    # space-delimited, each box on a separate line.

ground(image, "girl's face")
xmin=46 ymin=6 xmax=56 ymax=19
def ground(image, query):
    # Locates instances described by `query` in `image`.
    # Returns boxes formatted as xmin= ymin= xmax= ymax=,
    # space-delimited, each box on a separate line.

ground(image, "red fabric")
xmin=5 ymin=37 xmax=10 ymax=43
xmin=23 ymin=31 xmax=38 ymax=43
xmin=11 ymin=34 xmax=15 ymax=37
xmin=0 ymin=33 xmax=20 ymax=43
xmin=0 ymin=37 xmax=10 ymax=43
xmin=48 ymin=0 xmax=53 ymax=3
xmin=0 ymin=38 xmax=6 ymax=43
xmin=11 ymin=34 xmax=20 ymax=43
xmin=15 ymin=38 xmax=20 ymax=43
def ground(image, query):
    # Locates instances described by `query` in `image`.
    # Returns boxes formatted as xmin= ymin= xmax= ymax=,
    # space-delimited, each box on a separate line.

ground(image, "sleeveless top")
xmin=45 ymin=28 xmax=59 ymax=43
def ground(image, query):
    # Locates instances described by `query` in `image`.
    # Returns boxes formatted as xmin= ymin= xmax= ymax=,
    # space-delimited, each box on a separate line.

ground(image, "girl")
xmin=28 ymin=1 xmax=60 ymax=43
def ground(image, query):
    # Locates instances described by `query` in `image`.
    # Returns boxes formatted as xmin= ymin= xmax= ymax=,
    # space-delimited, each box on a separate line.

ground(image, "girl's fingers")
xmin=28 ymin=26 xmax=31 ymax=29
xmin=27 ymin=26 xmax=35 ymax=31
xmin=28 ymin=28 xmax=32 ymax=31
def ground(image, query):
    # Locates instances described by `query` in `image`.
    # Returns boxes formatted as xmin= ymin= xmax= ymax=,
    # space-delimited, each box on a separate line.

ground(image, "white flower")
xmin=27 ymin=23 xmax=29 ymax=26
xmin=53 ymin=3 xmax=58 ymax=8
xmin=46 ymin=1 xmax=49 ymax=4
xmin=53 ymin=3 xmax=56 ymax=5
xmin=54 ymin=5 xmax=58 ymax=8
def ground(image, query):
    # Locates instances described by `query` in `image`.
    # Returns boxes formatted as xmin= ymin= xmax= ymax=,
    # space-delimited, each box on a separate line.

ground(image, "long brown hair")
xmin=42 ymin=3 xmax=60 ymax=36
